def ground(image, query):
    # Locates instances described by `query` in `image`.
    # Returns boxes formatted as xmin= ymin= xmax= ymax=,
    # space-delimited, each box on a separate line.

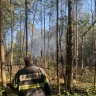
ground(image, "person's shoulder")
xmin=33 ymin=65 xmax=46 ymax=74
xmin=38 ymin=67 xmax=46 ymax=74
xmin=39 ymin=67 xmax=44 ymax=71
xmin=33 ymin=65 xmax=42 ymax=69
xmin=16 ymin=67 xmax=24 ymax=74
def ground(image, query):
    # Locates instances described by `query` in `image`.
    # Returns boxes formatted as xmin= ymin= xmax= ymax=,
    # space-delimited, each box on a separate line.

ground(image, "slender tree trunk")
xmin=44 ymin=4 xmax=46 ymax=68
xmin=0 ymin=0 xmax=1 ymax=71
xmin=59 ymin=1 xmax=63 ymax=70
xmin=66 ymin=0 xmax=74 ymax=94
xmin=19 ymin=10 xmax=22 ymax=64
xmin=94 ymin=25 xmax=96 ymax=92
xmin=10 ymin=0 xmax=14 ymax=83
xmin=82 ymin=36 xmax=84 ymax=69
xmin=40 ymin=0 xmax=43 ymax=57
xmin=0 ymin=0 xmax=6 ymax=86
xmin=21 ymin=27 xmax=25 ymax=58
xmin=48 ymin=15 xmax=50 ymax=68
xmin=54 ymin=43 xmax=56 ymax=63
xmin=94 ymin=0 xmax=96 ymax=92
xmin=94 ymin=61 xmax=96 ymax=94
xmin=75 ymin=2 xmax=78 ymax=82
xmin=25 ymin=0 xmax=28 ymax=56
xmin=95 ymin=0 xmax=96 ymax=16
xmin=56 ymin=0 xmax=60 ymax=92
xmin=31 ymin=24 xmax=33 ymax=57
xmin=31 ymin=20 xmax=34 ymax=57
xmin=91 ymin=0 xmax=95 ymax=53
xmin=1 ymin=35 xmax=6 ymax=87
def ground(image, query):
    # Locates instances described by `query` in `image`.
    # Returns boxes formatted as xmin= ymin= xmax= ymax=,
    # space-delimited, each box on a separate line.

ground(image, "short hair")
xmin=24 ymin=57 xmax=32 ymax=64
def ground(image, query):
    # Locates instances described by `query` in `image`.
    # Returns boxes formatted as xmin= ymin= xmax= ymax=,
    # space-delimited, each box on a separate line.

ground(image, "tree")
xmin=25 ymin=0 xmax=28 ymax=56
xmin=74 ymin=0 xmax=79 ymax=82
xmin=10 ymin=0 xmax=14 ymax=83
xmin=56 ymin=0 xmax=60 ymax=92
xmin=65 ymin=0 xmax=74 ymax=94
xmin=0 ymin=0 xmax=6 ymax=87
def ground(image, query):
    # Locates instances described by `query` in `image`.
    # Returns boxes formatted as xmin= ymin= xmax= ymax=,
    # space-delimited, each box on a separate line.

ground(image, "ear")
xmin=32 ymin=60 xmax=33 ymax=64
xmin=30 ymin=60 xmax=33 ymax=64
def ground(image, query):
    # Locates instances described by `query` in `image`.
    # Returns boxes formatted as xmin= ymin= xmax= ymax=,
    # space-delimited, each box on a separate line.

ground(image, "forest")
xmin=0 ymin=0 xmax=96 ymax=96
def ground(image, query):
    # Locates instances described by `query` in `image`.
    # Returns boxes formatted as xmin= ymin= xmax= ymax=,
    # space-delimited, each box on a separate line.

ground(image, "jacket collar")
xmin=25 ymin=64 xmax=34 ymax=67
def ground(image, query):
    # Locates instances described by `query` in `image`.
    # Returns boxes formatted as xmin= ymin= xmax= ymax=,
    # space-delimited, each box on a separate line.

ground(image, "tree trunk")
xmin=48 ymin=14 xmax=50 ymax=68
xmin=56 ymin=0 xmax=60 ymax=92
xmin=81 ymin=36 xmax=84 ymax=69
xmin=19 ymin=10 xmax=22 ymax=64
xmin=44 ymin=4 xmax=46 ymax=68
xmin=40 ymin=0 xmax=43 ymax=58
xmin=91 ymin=0 xmax=95 ymax=53
xmin=75 ymin=2 xmax=78 ymax=82
xmin=10 ymin=0 xmax=14 ymax=83
xmin=94 ymin=0 xmax=96 ymax=92
xmin=65 ymin=0 xmax=74 ymax=94
xmin=25 ymin=0 xmax=28 ymax=56
xmin=0 ymin=0 xmax=1 ymax=71
xmin=94 ymin=29 xmax=96 ymax=92
xmin=0 ymin=0 xmax=6 ymax=86
xmin=21 ymin=27 xmax=25 ymax=57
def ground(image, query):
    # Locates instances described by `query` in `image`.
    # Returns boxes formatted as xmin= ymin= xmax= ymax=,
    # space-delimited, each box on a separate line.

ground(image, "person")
xmin=8 ymin=57 xmax=52 ymax=96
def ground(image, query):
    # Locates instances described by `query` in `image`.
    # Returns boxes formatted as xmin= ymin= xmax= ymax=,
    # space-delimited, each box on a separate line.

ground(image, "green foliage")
xmin=60 ymin=90 xmax=81 ymax=96
xmin=86 ymin=86 xmax=96 ymax=96
xmin=1 ymin=87 xmax=18 ymax=96
xmin=0 ymin=87 xmax=6 ymax=96
xmin=80 ymin=69 xmax=94 ymax=83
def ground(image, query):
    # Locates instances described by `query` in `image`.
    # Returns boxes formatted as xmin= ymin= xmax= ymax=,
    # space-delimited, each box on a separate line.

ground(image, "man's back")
xmin=12 ymin=64 xmax=51 ymax=96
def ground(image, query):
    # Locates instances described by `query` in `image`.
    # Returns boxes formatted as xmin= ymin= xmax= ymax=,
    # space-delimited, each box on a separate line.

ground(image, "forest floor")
xmin=51 ymin=80 xmax=94 ymax=96
xmin=0 ymin=80 xmax=94 ymax=96
xmin=0 ymin=65 xmax=95 ymax=96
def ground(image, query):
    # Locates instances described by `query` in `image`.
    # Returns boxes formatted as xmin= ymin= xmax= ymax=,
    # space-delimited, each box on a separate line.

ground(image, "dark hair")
xmin=24 ymin=57 xmax=32 ymax=64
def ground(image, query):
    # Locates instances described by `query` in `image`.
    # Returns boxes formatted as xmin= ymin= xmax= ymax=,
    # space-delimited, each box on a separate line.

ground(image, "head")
xmin=24 ymin=57 xmax=33 ymax=66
